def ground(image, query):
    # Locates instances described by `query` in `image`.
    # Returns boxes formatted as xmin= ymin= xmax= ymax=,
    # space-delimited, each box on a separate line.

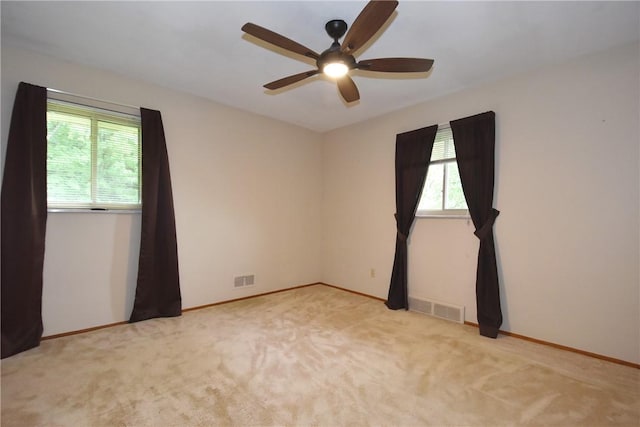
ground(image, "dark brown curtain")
xmin=386 ymin=125 xmax=438 ymax=310
xmin=450 ymin=111 xmax=502 ymax=338
xmin=1 ymin=82 xmax=48 ymax=358
xmin=129 ymin=108 xmax=181 ymax=322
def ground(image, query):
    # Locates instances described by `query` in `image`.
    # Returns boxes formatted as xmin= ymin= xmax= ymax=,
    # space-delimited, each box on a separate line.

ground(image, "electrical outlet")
xmin=370 ymin=268 xmax=376 ymax=278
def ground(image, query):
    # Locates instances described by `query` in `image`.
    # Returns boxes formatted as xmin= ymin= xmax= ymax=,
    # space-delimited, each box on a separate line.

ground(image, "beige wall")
xmin=2 ymin=42 xmax=638 ymax=364
xmin=322 ymin=43 xmax=640 ymax=364
xmin=1 ymin=46 xmax=324 ymax=335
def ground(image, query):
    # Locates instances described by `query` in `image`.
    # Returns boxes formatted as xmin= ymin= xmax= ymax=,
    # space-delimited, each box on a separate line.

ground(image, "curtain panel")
xmin=386 ymin=125 xmax=438 ymax=310
xmin=450 ymin=111 xmax=502 ymax=338
xmin=1 ymin=82 xmax=48 ymax=359
xmin=129 ymin=108 xmax=182 ymax=322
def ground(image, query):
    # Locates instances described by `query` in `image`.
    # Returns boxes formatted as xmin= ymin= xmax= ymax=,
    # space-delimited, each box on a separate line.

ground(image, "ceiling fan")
xmin=241 ymin=0 xmax=433 ymax=103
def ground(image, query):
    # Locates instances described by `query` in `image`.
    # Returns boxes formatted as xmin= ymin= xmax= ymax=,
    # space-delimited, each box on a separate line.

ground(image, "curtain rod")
xmin=47 ymin=87 xmax=140 ymax=116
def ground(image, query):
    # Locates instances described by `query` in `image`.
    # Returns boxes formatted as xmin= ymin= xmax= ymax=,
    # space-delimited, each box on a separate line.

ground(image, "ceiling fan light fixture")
xmin=323 ymin=62 xmax=349 ymax=78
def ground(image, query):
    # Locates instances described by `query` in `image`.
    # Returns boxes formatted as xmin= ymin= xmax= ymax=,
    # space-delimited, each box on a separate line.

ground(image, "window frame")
xmin=416 ymin=125 xmax=470 ymax=218
xmin=46 ymin=97 xmax=142 ymax=212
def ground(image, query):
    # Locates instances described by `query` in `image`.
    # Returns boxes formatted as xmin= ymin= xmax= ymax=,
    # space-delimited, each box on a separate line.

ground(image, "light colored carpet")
xmin=1 ymin=284 xmax=638 ymax=426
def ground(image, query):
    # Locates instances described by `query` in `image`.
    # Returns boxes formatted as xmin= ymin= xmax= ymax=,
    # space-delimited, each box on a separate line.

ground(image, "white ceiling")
xmin=2 ymin=1 xmax=639 ymax=132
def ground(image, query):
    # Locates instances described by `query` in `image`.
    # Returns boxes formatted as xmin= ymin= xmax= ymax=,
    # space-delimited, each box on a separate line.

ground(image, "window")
xmin=416 ymin=125 xmax=468 ymax=216
xmin=46 ymin=99 xmax=141 ymax=210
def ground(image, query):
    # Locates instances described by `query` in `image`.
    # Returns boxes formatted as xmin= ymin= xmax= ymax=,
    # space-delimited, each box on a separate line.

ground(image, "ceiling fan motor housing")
xmin=317 ymin=42 xmax=356 ymax=72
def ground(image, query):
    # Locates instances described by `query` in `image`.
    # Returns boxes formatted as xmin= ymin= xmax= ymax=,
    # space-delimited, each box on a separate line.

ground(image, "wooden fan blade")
xmin=264 ymin=69 xmax=319 ymax=90
xmin=356 ymin=58 xmax=434 ymax=73
xmin=342 ymin=0 xmax=398 ymax=54
xmin=242 ymin=23 xmax=320 ymax=60
xmin=337 ymin=76 xmax=360 ymax=103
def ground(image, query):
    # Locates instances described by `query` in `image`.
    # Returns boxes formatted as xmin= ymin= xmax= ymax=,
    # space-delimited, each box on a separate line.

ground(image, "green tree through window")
xmin=417 ymin=126 xmax=468 ymax=216
xmin=46 ymin=101 xmax=141 ymax=209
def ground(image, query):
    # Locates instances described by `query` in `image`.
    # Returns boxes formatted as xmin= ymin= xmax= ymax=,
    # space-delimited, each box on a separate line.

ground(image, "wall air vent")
xmin=408 ymin=296 xmax=464 ymax=324
xmin=234 ymin=274 xmax=256 ymax=288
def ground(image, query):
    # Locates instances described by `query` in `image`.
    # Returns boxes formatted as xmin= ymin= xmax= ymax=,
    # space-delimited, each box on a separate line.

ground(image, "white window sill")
xmin=416 ymin=210 xmax=470 ymax=219
xmin=47 ymin=208 xmax=141 ymax=214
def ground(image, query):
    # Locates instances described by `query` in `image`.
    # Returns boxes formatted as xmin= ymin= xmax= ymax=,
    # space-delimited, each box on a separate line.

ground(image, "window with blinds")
xmin=46 ymin=100 xmax=141 ymax=210
xmin=417 ymin=125 xmax=469 ymax=216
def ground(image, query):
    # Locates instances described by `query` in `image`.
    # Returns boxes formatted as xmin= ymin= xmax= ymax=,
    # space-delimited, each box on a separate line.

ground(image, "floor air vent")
xmin=408 ymin=296 xmax=464 ymax=324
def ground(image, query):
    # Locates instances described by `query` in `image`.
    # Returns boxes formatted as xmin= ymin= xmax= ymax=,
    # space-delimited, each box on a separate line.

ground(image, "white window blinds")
xmin=46 ymin=99 xmax=141 ymax=210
